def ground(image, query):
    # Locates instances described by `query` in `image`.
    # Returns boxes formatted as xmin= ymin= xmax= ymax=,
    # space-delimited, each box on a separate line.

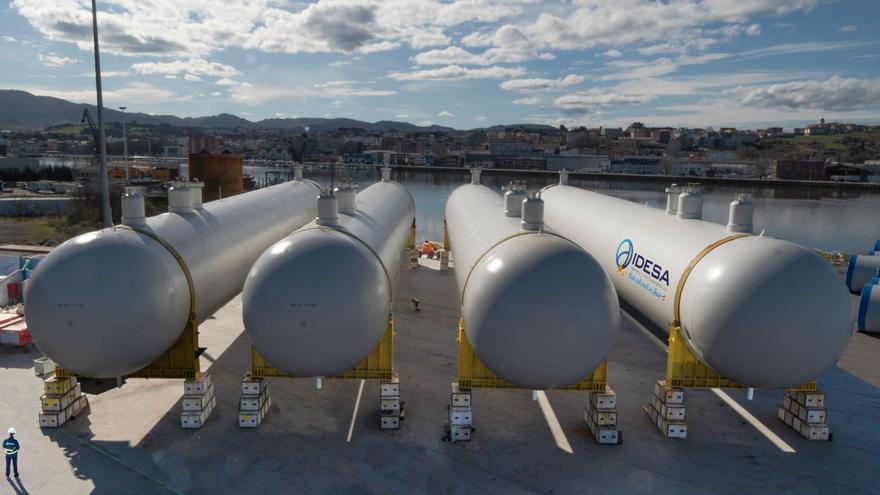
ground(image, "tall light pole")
xmin=119 ymin=106 xmax=128 ymax=180
xmin=91 ymin=0 xmax=112 ymax=228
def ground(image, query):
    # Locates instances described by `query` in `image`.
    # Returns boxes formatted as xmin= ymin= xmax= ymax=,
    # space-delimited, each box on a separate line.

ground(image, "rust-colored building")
xmin=771 ymin=160 xmax=825 ymax=181
xmin=188 ymin=152 xmax=243 ymax=202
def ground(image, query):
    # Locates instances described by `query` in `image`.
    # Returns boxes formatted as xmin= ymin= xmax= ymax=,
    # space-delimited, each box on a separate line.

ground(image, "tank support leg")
xmin=181 ymin=373 xmax=216 ymax=429
xmin=380 ymin=373 xmax=403 ymax=430
xmin=237 ymin=374 xmax=270 ymax=428
xmin=445 ymin=382 xmax=473 ymax=441
xmin=585 ymin=385 xmax=622 ymax=444
xmin=644 ymin=380 xmax=687 ymax=439
xmin=777 ymin=389 xmax=831 ymax=441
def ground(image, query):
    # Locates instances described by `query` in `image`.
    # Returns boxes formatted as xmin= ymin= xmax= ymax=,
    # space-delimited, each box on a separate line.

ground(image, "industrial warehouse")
xmin=1 ymin=165 xmax=878 ymax=494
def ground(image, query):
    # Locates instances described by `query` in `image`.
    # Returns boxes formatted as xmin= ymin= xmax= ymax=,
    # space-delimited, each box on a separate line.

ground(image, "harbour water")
xmin=246 ymin=165 xmax=880 ymax=254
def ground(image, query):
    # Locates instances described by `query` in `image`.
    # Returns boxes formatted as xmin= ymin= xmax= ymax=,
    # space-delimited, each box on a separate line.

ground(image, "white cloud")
xmin=500 ymin=74 xmax=584 ymax=92
xmin=131 ymin=58 xmax=240 ymax=78
xmin=183 ymin=74 xmax=203 ymax=82
xmin=38 ymin=53 xmax=78 ymax=68
xmin=469 ymin=0 xmax=819 ymax=60
xmin=745 ymin=23 xmax=762 ymax=36
xmin=2 ymin=36 xmax=18 ymax=43
xmin=738 ymin=40 xmax=867 ymax=59
xmin=438 ymin=110 xmax=454 ymax=117
xmin=328 ymin=60 xmax=352 ymax=67
xmin=601 ymin=49 xmax=623 ymax=58
xmin=839 ymin=25 xmax=858 ymax=32
xmin=554 ymin=89 xmax=652 ymax=112
xmin=475 ymin=116 xmax=487 ymax=121
xmin=10 ymin=0 xmax=820 ymax=64
xmin=729 ymin=76 xmax=880 ymax=111
xmin=388 ymin=64 xmax=526 ymax=81
xmin=412 ymin=40 xmax=555 ymax=66
xmin=395 ymin=113 xmax=410 ymax=118
xmin=210 ymin=91 xmax=222 ymax=96
xmin=513 ymin=97 xmax=542 ymax=105
xmin=215 ymin=78 xmax=240 ymax=86
xmin=314 ymin=80 xmax=397 ymax=97
xmin=25 ymin=82 xmax=180 ymax=105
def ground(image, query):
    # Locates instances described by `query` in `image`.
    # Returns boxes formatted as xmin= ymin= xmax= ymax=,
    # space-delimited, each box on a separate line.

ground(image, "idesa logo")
xmin=616 ymin=239 xmax=670 ymax=286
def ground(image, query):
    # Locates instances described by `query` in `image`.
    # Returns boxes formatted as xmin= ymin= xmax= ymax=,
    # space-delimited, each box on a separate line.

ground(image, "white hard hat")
xmin=7 ymin=427 xmax=14 ymax=435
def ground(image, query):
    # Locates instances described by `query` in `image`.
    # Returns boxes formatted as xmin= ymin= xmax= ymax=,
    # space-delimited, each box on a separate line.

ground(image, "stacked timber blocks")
xmin=645 ymin=380 xmax=687 ymax=439
xmin=446 ymin=382 xmax=473 ymax=442
xmin=409 ymin=248 xmax=419 ymax=268
xmin=584 ymin=386 xmax=622 ymax=444
xmin=238 ymin=375 xmax=271 ymax=428
xmin=380 ymin=374 xmax=404 ymax=430
xmin=181 ymin=374 xmax=216 ymax=429
xmin=778 ymin=390 xmax=830 ymax=441
xmin=439 ymin=250 xmax=450 ymax=271
xmin=39 ymin=376 xmax=88 ymax=428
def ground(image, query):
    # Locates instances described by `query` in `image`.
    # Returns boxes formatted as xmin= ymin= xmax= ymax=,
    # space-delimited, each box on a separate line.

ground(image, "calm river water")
xmin=245 ymin=165 xmax=880 ymax=254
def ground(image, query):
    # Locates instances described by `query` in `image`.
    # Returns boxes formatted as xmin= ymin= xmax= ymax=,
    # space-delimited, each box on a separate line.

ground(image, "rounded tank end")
xmin=243 ymin=229 xmax=391 ymax=377
xmin=24 ymin=228 xmax=190 ymax=378
xmin=463 ymin=234 xmax=619 ymax=390
xmin=681 ymin=238 xmax=853 ymax=389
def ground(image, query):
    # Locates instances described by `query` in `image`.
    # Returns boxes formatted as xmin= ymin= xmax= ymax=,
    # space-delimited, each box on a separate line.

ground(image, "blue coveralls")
xmin=4 ymin=436 xmax=19 ymax=477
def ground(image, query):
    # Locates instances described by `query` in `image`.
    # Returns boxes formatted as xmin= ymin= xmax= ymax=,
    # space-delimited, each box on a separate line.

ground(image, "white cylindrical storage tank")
xmin=315 ymin=192 xmax=338 ymax=227
xmin=121 ymin=187 xmax=146 ymax=226
xmin=521 ymin=191 xmax=544 ymax=231
xmin=24 ymin=179 xmax=321 ymax=378
xmin=541 ymin=185 xmax=853 ymax=389
xmin=335 ymin=180 xmax=357 ymax=215
xmin=503 ymin=182 xmax=526 ymax=217
xmin=845 ymin=255 xmax=880 ymax=293
xmin=559 ymin=169 xmax=569 ymax=186
xmin=168 ymin=182 xmax=193 ymax=213
xmin=665 ymin=184 xmax=680 ymax=215
xmin=727 ymin=194 xmax=753 ymax=233
xmin=676 ymin=187 xmax=702 ymax=220
xmin=243 ymin=181 xmax=414 ymax=377
xmin=858 ymin=281 xmax=880 ymax=333
xmin=446 ymin=184 xmax=619 ymax=390
xmin=189 ymin=181 xmax=204 ymax=210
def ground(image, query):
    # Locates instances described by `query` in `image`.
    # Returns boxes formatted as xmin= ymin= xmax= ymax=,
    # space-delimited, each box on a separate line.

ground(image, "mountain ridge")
xmin=0 ymin=90 xmax=557 ymax=133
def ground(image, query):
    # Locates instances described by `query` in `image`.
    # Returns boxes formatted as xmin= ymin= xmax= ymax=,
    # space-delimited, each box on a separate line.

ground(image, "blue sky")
xmin=1 ymin=0 xmax=878 ymax=130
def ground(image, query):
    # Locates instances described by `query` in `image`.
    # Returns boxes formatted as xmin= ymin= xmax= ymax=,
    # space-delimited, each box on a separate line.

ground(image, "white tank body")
xmin=24 ymin=180 xmax=320 ymax=378
xmin=846 ymin=255 xmax=880 ymax=293
xmin=242 ymin=181 xmax=415 ymax=377
xmin=446 ymin=184 xmax=619 ymax=390
xmin=858 ymin=280 xmax=880 ymax=333
xmin=541 ymin=185 xmax=853 ymax=389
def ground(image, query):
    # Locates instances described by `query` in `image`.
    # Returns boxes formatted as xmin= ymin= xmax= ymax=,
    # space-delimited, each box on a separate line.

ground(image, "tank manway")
xmin=24 ymin=179 xmax=321 ymax=378
xmin=445 ymin=182 xmax=619 ymax=390
xmin=243 ymin=180 xmax=415 ymax=377
xmin=541 ymin=184 xmax=853 ymax=389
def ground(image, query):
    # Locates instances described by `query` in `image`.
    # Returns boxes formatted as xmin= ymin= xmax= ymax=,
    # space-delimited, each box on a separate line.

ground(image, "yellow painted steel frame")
xmin=666 ymin=233 xmax=815 ymax=392
xmin=56 ymin=225 xmax=201 ymax=380
xmin=407 ymin=219 xmax=416 ymax=251
xmin=456 ymin=318 xmax=607 ymax=391
xmin=250 ymin=315 xmax=395 ymax=381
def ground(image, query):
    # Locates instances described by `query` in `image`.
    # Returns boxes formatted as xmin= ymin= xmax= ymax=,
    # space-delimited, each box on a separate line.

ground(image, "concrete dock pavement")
xmin=1 ymin=261 xmax=878 ymax=494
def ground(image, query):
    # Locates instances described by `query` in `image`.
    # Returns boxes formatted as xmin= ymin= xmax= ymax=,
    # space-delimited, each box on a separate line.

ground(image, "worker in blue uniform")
xmin=4 ymin=427 xmax=19 ymax=478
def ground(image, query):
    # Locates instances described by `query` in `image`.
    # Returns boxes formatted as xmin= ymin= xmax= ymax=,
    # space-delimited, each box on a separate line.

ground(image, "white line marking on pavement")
xmin=535 ymin=391 xmax=574 ymax=454
xmin=622 ymin=310 xmax=796 ymax=453
xmin=711 ymin=388 xmax=796 ymax=453
xmin=347 ymin=379 xmax=366 ymax=443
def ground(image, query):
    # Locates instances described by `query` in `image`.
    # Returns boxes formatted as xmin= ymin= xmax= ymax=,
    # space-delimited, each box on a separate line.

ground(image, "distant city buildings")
xmin=1 ymin=118 xmax=878 ymax=183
